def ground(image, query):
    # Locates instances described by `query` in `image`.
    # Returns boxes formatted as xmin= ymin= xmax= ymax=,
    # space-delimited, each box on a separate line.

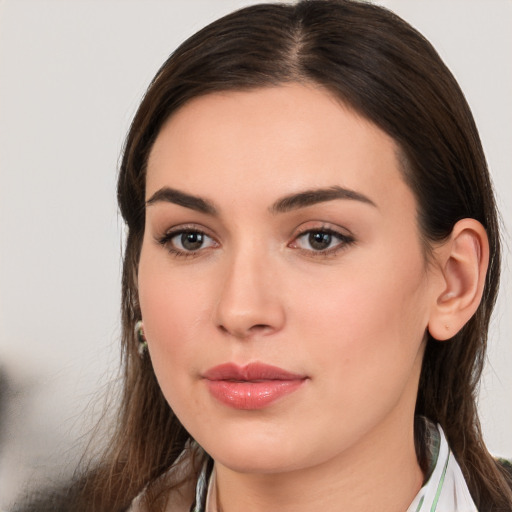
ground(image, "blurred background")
xmin=0 ymin=0 xmax=511 ymax=508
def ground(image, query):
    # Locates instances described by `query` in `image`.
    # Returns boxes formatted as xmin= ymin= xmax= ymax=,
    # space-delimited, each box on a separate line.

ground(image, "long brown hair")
xmin=75 ymin=1 xmax=512 ymax=510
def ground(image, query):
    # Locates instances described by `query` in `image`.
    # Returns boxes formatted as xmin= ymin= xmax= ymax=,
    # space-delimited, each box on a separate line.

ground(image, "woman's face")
xmin=139 ymin=84 xmax=440 ymax=474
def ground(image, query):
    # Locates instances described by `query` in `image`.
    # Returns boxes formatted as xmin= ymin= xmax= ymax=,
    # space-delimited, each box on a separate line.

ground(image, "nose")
xmin=214 ymin=246 xmax=286 ymax=340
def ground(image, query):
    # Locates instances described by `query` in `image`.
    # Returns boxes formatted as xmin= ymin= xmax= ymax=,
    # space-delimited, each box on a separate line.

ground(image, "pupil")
xmin=181 ymin=232 xmax=203 ymax=250
xmin=309 ymin=232 xmax=331 ymax=250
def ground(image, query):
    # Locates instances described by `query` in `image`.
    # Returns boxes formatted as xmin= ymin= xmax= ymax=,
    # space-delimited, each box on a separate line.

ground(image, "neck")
xmin=213 ymin=413 xmax=424 ymax=512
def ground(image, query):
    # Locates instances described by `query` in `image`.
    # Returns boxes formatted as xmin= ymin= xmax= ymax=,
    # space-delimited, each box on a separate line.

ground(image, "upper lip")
xmin=203 ymin=362 xmax=306 ymax=381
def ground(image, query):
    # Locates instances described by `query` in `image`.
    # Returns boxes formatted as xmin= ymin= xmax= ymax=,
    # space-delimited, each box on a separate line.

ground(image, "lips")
xmin=203 ymin=362 xmax=307 ymax=410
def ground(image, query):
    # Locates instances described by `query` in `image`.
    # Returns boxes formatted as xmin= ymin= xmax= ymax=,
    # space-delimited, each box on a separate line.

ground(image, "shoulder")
xmin=497 ymin=458 xmax=512 ymax=478
xmin=127 ymin=477 xmax=194 ymax=512
xmin=10 ymin=480 xmax=91 ymax=512
xmin=128 ymin=444 xmax=204 ymax=512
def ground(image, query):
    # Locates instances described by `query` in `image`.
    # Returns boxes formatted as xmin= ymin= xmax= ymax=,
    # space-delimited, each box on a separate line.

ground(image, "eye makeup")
xmin=154 ymin=221 xmax=356 ymax=260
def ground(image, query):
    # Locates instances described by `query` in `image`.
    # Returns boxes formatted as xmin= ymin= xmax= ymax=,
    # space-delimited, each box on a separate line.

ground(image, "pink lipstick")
xmin=203 ymin=362 xmax=307 ymax=410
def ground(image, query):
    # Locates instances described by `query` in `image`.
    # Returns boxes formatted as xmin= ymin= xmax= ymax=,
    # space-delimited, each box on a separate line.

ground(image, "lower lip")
xmin=205 ymin=379 xmax=305 ymax=410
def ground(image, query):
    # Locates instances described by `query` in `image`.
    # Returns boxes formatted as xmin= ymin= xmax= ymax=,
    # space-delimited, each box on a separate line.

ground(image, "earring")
xmin=135 ymin=320 xmax=148 ymax=356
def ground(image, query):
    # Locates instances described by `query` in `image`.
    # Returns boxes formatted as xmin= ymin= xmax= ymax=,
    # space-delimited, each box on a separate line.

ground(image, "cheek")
xmin=137 ymin=249 xmax=214 ymax=394
xmin=294 ymin=249 xmax=429 ymax=400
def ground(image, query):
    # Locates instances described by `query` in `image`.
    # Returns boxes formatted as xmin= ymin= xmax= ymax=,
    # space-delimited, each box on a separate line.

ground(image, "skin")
xmin=138 ymin=84 xmax=445 ymax=512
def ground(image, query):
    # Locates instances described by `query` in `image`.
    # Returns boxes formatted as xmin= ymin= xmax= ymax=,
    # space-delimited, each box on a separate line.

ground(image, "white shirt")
xmin=406 ymin=423 xmax=477 ymax=512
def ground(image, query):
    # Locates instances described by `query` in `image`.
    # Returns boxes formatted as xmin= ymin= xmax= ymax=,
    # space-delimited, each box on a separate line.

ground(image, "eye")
xmin=157 ymin=228 xmax=218 ymax=256
xmin=290 ymin=228 xmax=354 ymax=255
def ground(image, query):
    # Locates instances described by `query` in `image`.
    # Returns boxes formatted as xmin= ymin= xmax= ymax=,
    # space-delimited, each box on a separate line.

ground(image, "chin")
xmin=197 ymin=427 xmax=306 ymax=474
xmin=215 ymin=449 xmax=303 ymax=475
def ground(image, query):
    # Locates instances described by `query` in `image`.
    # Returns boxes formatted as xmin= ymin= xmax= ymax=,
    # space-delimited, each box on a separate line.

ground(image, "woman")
xmin=14 ymin=1 xmax=512 ymax=511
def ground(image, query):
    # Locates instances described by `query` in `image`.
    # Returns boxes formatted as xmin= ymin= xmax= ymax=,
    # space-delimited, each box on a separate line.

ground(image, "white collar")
xmin=407 ymin=422 xmax=477 ymax=512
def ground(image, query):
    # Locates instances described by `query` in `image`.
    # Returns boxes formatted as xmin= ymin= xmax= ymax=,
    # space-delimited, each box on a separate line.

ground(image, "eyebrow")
xmin=146 ymin=187 xmax=217 ymax=215
xmin=270 ymin=186 xmax=377 ymax=214
xmin=145 ymin=184 xmax=376 ymax=216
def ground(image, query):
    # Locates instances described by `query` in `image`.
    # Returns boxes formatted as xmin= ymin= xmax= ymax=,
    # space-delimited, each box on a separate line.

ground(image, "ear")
xmin=428 ymin=219 xmax=489 ymax=341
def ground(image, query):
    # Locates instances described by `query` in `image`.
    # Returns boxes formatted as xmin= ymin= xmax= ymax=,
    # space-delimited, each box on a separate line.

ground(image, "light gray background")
xmin=0 ymin=0 xmax=511 ymax=508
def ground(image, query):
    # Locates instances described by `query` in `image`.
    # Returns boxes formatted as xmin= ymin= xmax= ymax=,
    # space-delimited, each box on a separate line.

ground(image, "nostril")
xmin=217 ymin=322 xmax=273 ymax=339
xmin=246 ymin=324 xmax=274 ymax=337
xmin=251 ymin=324 xmax=270 ymax=331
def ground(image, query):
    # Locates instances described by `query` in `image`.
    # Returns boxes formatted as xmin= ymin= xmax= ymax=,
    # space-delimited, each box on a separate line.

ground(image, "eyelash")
xmin=156 ymin=226 xmax=218 ymax=259
xmin=156 ymin=225 xmax=355 ymax=259
xmin=290 ymin=227 xmax=355 ymax=257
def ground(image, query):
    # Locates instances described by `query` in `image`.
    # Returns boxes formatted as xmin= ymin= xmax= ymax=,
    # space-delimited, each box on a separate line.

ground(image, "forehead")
xmin=146 ymin=84 xmax=412 ymax=214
